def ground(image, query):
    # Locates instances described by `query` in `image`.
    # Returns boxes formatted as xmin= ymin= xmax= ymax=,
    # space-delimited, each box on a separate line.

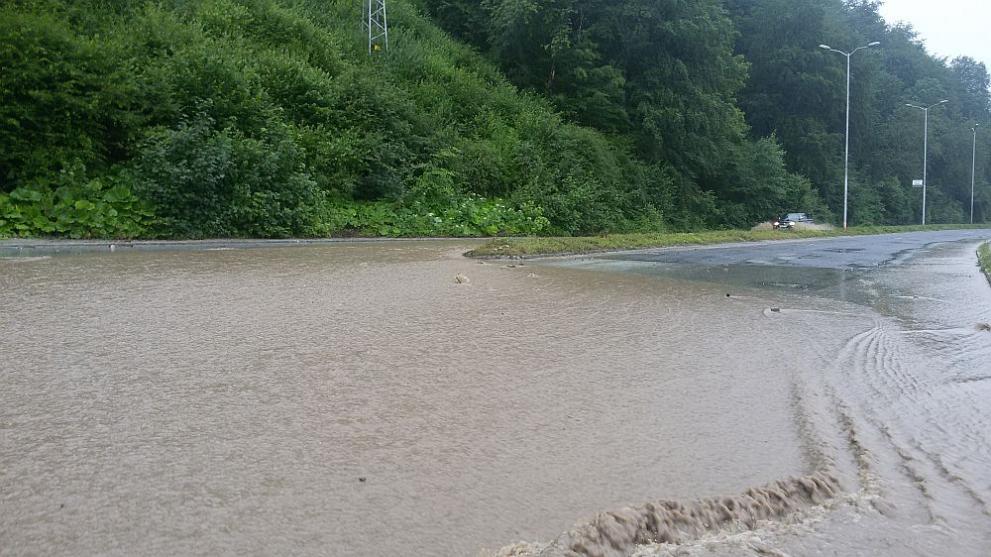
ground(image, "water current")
xmin=1 ymin=236 xmax=989 ymax=556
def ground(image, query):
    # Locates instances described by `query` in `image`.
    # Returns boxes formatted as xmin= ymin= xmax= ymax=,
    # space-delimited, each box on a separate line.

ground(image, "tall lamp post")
xmin=905 ymin=100 xmax=948 ymax=225
xmin=971 ymin=124 xmax=980 ymax=224
xmin=820 ymin=41 xmax=880 ymax=230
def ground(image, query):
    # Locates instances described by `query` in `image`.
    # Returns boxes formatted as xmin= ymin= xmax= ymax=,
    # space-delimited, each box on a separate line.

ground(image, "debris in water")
xmin=358 ymin=477 xmax=367 ymax=483
xmin=455 ymin=274 xmax=470 ymax=284
xmin=977 ymin=323 xmax=991 ymax=332
xmin=493 ymin=472 xmax=840 ymax=557
xmin=748 ymin=541 xmax=788 ymax=557
xmin=770 ymin=307 xmax=781 ymax=313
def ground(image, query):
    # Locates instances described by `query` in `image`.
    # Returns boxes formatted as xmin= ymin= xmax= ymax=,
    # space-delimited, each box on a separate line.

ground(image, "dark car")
xmin=773 ymin=213 xmax=813 ymax=230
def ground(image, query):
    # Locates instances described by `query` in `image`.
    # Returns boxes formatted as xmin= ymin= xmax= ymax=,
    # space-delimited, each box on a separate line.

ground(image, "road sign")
xmin=912 ymin=179 xmax=924 ymax=187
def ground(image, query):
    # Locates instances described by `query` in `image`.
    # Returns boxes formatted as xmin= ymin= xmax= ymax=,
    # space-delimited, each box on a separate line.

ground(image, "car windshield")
xmin=784 ymin=213 xmax=806 ymax=220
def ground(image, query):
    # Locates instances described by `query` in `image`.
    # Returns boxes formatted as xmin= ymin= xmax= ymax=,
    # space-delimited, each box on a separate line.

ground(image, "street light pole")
xmin=906 ymin=100 xmax=949 ymax=225
xmin=820 ymin=41 xmax=880 ymax=230
xmin=924 ymin=107 xmax=929 ymax=224
xmin=972 ymin=124 xmax=979 ymax=224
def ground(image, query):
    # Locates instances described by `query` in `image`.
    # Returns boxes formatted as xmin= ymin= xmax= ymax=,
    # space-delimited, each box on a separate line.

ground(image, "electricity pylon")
xmin=365 ymin=0 xmax=388 ymax=54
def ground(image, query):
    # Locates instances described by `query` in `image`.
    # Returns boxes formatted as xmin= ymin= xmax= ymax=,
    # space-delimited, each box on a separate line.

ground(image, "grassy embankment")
xmin=467 ymin=225 xmax=991 ymax=258
xmin=979 ymin=242 xmax=991 ymax=283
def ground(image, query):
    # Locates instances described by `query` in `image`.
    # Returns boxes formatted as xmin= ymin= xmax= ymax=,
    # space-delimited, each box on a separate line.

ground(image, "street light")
xmin=971 ymin=124 xmax=980 ymax=224
xmin=905 ymin=100 xmax=949 ymax=225
xmin=820 ymin=41 xmax=881 ymax=230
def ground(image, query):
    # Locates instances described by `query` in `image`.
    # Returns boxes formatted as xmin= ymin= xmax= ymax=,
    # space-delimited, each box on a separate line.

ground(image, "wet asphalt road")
xmin=594 ymin=229 xmax=991 ymax=269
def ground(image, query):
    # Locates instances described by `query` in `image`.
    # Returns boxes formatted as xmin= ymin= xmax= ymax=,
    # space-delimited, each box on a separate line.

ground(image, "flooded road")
xmin=2 ymin=231 xmax=990 ymax=556
xmin=530 ymin=229 xmax=991 ymax=556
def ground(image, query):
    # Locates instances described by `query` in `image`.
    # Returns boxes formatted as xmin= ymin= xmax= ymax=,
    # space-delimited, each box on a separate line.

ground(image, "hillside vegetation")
xmin=2 ymin=0 xmax=660 ymax=237
xmin=1 ymin=0 xmax=989 ymax=239
xmin=425 ymin=0 xmax=991 ymax=228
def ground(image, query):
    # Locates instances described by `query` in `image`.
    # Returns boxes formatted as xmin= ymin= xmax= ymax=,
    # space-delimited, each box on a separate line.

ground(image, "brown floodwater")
xmin=1 ymin=239 xmax=989 ymax=556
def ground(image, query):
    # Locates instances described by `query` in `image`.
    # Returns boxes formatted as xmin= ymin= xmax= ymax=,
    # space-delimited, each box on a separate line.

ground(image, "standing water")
xmin=1 ymin=235 xmax=989 ymax=556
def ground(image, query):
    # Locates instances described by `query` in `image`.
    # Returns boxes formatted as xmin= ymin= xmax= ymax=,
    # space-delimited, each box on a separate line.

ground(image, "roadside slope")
xmin=1 ymin=0 xmax=651 ymax=239
xmin=980 ymin=242 xmax=991 ymax=284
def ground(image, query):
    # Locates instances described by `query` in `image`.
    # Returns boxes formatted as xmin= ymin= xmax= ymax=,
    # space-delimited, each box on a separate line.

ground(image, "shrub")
xmin=0 ymin=163 xmax=151 ymax=238
xmin=314 ymin=195 xmax=549 ymax=238
xmin=132 ymin=115 xmax=322 ymax=238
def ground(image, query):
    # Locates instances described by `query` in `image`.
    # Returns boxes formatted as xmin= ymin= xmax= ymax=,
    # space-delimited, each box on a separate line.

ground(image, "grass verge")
xmin=467 ymin=225 xmax=991 ymax=258
xmin=979 ymin=242 xmax=991 ymax=283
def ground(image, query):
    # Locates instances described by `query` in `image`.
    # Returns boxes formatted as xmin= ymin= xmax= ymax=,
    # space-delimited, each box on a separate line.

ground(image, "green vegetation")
xmin=2 ymin=0 xmax=990 ymax=239
xmin=979 ymin=242 xmax=991 ymax=281
xmin=467 ymin=226 xmax=991 ymax=258
xmin=428 ymin=0 xmax=991 ymax=228
xmin=1 ymin=0 xmax=646 ymax=238
xmin=727 ymin=0 xmax=991 ymax=225
xmin=0 ymin=169 xmax=151 ymax=238
xmin=421 ymin=0 xmax=826 ymax=229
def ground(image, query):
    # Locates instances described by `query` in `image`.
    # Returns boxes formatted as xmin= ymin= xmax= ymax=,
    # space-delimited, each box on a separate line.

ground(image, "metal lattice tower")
xmin=365 ymin=0 xmax=388 ymax=54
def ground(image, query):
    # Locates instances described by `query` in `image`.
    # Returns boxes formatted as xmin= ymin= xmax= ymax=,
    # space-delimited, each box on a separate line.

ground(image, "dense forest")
xmin=1 ymin=0 xmax=989 ymax=238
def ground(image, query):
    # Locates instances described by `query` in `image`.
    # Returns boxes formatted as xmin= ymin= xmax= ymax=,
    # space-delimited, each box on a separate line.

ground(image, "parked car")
xmin=773 ymin=213 xmax=813 ymax=230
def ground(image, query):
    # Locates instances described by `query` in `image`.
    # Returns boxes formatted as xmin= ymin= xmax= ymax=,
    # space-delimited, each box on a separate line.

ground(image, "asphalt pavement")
xmin=595 ymin=229 xmax=991 ymax=269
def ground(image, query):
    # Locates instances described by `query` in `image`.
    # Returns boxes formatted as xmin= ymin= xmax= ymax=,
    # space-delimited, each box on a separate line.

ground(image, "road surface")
xmin=594 ymin=229 xmax=991 ymax=269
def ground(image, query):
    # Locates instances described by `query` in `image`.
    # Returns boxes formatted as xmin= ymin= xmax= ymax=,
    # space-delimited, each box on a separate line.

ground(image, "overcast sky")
xmin=878 ymin=0 xmax=991 ymax=68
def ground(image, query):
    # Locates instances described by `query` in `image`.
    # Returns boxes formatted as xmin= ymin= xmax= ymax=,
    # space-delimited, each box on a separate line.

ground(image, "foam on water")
xmin=493 ymin=472 xmax=839 ymax=557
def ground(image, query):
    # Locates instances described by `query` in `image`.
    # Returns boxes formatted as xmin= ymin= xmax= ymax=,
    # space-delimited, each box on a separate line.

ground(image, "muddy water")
xmin=525 ymin=238 xmax=991 ymax=557
xmin=1 ymin=239 xmax=989 ymax=556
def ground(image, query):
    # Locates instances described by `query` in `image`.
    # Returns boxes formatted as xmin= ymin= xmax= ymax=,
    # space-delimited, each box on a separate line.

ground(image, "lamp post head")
xmin=819 ymin=44 xmax=832 ymax=50
xmin=868 ymin=41 xmax=881 ymax=47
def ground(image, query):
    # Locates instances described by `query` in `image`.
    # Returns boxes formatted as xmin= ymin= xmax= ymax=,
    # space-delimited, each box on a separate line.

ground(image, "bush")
xmin=315 ymin=196 xmax=549 ymax=238
xmin=0 ymin=163 xmax=151 ymax=238
xmin=132 ymin=115 xmax=322 ymax=238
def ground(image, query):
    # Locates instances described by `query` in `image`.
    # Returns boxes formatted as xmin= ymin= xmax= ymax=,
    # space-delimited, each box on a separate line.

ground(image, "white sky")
xmin=879 ymin=0 xmax=991 ymax=68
